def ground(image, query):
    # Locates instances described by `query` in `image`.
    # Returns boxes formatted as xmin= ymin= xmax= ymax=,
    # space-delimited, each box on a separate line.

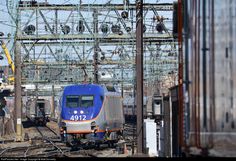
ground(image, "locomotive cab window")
xmin=80 ymin=95 xmax=94 ymax=107
xmin=66 ymin=95 xmax=79 ymax=108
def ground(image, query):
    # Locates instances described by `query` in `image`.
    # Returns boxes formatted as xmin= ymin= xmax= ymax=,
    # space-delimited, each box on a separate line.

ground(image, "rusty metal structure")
xmin=183 ymin=0 xmax=236 ymax=157
xmin=135 ymin=0 xmax=144 ymax=154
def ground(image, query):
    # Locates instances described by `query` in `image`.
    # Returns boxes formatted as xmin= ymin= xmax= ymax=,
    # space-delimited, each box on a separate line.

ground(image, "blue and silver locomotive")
xmin=58 ymin=84 xmax=125 ymax=147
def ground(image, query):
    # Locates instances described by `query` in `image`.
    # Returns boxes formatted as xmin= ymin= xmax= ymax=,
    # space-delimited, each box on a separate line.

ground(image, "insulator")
xmin=24 ymin=25 xmax=36 ymax=35
xmin=76 ymin=20 xmax=85 ymax=33
xmin=173 ymin=2 xmax=178 ymax=38
xmin=143 ymin=24 xmax=146 ymax=33
xmin=101 ymin=56 xmax=105 ymax=61
xmin=168 ymin=52 xmax=173 ymax=56
xmin=47 ymin=79 xmax=50 ymax=82
xmin=137 ymin=1 xmax=141 ymax=9
xmin=62 ymin=25 xmax=70 ymax=34
xmin=101 ymin=24 xmax=109 ymax=34
xmin=156 ymin=23 xmax=164 ymax=33
xmin=0 ymin=32 xmax=4 ymax=36
xmin=93 ymin=71 xmax=98 ymax=75
xmin=126 ymin=27 xmax=131 ymax=32
xmin=0 ymin=55 xmax=4 ymax=60
xmin=118 ymin=31 xmax=123 ymax=35
xmin=152 ymin=16 xmax=156 ymax=21
xmin=121 ymin=11 xmax=129 ymax=19
xmin=81 ymin=66 xmax=85 ymax=70
xmin=111 ymin=25 xmax=121 ymax=34
xmin=101 ymin=72 xmax=105 ymax=76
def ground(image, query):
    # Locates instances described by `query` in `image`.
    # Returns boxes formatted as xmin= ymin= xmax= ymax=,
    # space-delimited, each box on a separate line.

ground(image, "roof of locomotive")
xmin=62 ymin=84 xmax=121 ymax=97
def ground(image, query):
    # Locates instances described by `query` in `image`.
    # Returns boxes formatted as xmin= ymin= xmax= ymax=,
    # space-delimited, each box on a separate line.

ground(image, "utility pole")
xmin=15 ymin=39 xmax=23 ymax=141
xmin=121 ymin=64 xmax=124 ymax=97
xmin=51 ymin=84 xmax=55 ymax=118
xmin=93 ymin=9 xmax=99 ymax=84
xmin=136 ymin=0 xmax=144 ymax=154
xmin=177 ymin=0 xmax=184 ymax=154
xmin=184 ymin=0 xmax=190 ymax=144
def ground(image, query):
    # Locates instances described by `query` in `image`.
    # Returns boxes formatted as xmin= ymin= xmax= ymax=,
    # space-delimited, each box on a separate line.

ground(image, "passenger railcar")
xmin=59 ymin=84 xmax=125 ymax=147
xmin=123 ymin=95 xmax=147 ymax=122
xmin=26 ymin=98 xmax=51 ymax=126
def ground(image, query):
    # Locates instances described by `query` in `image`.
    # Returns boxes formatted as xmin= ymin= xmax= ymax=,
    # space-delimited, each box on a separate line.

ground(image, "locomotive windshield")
xmin=80 ymin=95 xmax=94 ymax=107
xmin=66 ymin=95 xmax=79 ymax=108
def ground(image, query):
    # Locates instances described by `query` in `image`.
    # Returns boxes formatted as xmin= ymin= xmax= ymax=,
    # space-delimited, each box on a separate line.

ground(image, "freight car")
xmin=58 ymin=84 xmax=125 ymax=147
xmin=26 ymin=98 xmax=51 ymax=126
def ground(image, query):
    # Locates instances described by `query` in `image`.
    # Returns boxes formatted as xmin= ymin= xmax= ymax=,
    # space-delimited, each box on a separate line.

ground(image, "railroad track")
xmin=34 ymin=124 xmax=70 ymax=157
xmin=0 ymin=143 xmax=68 ymax=157
xmin=123 ymin=123 xmax=137 ymax=148
xmin=0 ymin=121 xmax=135 ymax=157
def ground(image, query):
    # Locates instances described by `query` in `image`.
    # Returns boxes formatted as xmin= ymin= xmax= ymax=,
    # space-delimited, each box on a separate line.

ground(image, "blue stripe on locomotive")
xmin=60 ymin=84 xmax=104 ymax=121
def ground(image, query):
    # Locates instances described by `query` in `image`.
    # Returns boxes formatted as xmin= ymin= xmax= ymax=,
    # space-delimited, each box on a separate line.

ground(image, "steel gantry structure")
xmin=13 ymin=0 xmax=177 ymax=94
xmin=9 ymin=0 xmax=178 ymax=143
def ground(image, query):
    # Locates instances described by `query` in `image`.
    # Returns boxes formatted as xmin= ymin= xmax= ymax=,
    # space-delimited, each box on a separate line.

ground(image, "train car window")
xmin=66 ymin=95 xmax=79 ymax=108
xmin=80 ymin=95 xmax=94 ymax=107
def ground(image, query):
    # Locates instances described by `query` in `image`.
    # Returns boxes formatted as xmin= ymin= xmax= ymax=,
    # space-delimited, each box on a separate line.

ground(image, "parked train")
xmin=58 ymin=84 xmax=125 ymax=147
xmin=123 ymin=95 xmax=147 ymax=122
xmin=26 ymin=98 xmax=51 ymax=126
